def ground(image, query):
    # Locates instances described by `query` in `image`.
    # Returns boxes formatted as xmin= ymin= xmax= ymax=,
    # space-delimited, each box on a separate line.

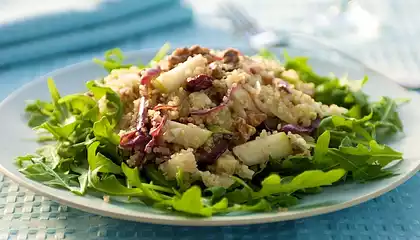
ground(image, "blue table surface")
xmin=1 ymin=16 xmax=420 ymax=240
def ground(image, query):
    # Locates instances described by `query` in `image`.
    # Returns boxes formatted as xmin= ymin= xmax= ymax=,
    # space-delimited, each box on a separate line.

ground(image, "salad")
xmin=17 ymin=44 xmax=405 ymax=217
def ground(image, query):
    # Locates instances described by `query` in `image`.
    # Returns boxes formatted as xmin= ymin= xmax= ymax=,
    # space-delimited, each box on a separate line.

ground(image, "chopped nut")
xmin=223 ymin=48 xmax=240 ymax=64
xmin=234 ymin=117 xmax=256 ymax=141
xmin=246 ymin=111 xmax=267 ymax=127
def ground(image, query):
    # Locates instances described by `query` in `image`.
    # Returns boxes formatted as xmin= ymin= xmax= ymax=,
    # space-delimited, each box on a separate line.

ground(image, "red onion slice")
xmin=136 ymin=96 xmax=148 ymax=131
xmin=149 ymin=115 xmax=167 ymax=137
xmin=119 ymin=130 xmax=151 ymax=149
xmin=280 ymin=118 xmax=321 ymax=134
xmin=153 ymin=105 xmax=178 ymax=111
xmin=140 ymin=67 xmax=161 ymax=85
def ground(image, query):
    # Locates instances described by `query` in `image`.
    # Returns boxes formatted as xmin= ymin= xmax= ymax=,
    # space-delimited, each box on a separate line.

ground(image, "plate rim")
xmin=0 ymin=48 xmax=419 ymax=226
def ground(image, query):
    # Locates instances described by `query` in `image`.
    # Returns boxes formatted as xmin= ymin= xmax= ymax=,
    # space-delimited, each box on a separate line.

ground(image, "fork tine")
xmin=231 ymin=5 xmax=259 ymax=34
xmin=220 ymin=2 xmax=260 ymax=35
xmin=227 ymin=4 xmax=258 ymax=31
xmin=221 ymin=5 xmax=252 ymax=35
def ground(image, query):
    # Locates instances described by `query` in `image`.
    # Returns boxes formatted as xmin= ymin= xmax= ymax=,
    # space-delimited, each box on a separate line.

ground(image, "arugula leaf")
xmin=36 ymin=118 xmax=79 ymax=140
xmin=150 ymin=42 xmax=171 ymax=65
xmin=275 ymin=156 xmax=315 ymax=175
xmin=93 ymin=48 xmax=133 ymax=72
xmin=86 ymin=81 xmax=123 ymax=124
xmin=18 ymin=156 xmax=86 ymax=195
xmin=253 ymin=169 xmax=346 ymax=198
xmin=352 ymin=165 xmax=394 ymax=182
xmin=314 ymin=77 xmax=369 ymax=111
xmin=88 ymin=168 xmax=145 ymax=197
xmin=368 ymin=97 xmax=404 ymax=140
xmin=327 ymin=149 xmax=366 ymax=170
xmin=169 ymin=186 xmax=212 ymax=217
xmin=265 ymin=194 xmax=299 ymax=208
xmin=284 ymin=55 xmax=330 ymax=85
xmin=77 ymin=170 xmax=89 ymax=195
xmin=25 ymin=100 xmax=55 ymax=127
xmin=256 ymin=155 xmax=315 ymax=178
xmin=326 ymin=138 xmax=402 ymax=181
xmin=225 ymin=187 xmax=253 ymax=204
xmin=47 ymin=78 xmax=69 ymax=121
xmin=211 ymin=198 xmax=229 ymax=213
xmin=87 ymin=141 xmax=121 ymax=174
xmin=143 ymin=164 xmax=176 ymax=188
xmin=339 ymin=140 xmax=402 ymax=167
xmin=35 ymin=145 xmax=62 ymax=169
xmin=317 ymin=114 xmax=373 ymax=146
xmin=93 ymin=116 xmax=120 ymax=145
xmin=47 ymin=78 xmax=61 ymax=106
xmin=82 ymin=105 xmax=100 ymax=123
xmin=158 ymin=187 xmax=229 ymax=216
xmin=327 ymin=150 xmax=393 ymax=181
xmin=234 ymin=199 xmax=272 ymax=212
xmin=17 ymin=144 xmax=74 ymax=174
xmin=28 ymin=79 xmax=89 ymax=142
xmin=331 ymin=114 xmax=373 ymax=141
xmin=346 ymin=104 xmax=363 ymax=119
xmin=121 ymin=163 xmax=171 ymax=201
xmin=16 ymin=154 xmax=39 ymax=167
xmin=313 ymin=131 xmax=331 ymax=165
xmin=58 ymin=94 xmax=97 ymax=116
xmin=204 ymin=187 xmax=226 ymax=204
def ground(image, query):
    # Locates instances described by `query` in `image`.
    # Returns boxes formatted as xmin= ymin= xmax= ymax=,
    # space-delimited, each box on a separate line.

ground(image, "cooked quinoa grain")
xmin=102 ymin=45 xmax=348 ymax=187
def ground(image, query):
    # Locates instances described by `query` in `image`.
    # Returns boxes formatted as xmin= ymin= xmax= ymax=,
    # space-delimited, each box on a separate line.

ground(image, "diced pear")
xmin=162 ymin=121 xmax=212 ymax=148
xmin=153 ymin=55 xmax=208 ymax=92
xmin=233 ymin=132 xmax=292 ymax=166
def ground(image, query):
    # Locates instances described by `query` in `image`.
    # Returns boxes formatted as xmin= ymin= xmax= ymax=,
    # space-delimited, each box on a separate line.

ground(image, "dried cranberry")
xmin=195 ymin=133 xmax=233 ymax=169
xmin=186 ymin=74 xmax=214 ymax=92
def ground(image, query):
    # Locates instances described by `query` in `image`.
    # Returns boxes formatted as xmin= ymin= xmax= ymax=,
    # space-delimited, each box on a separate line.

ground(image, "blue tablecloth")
xmin=1 ymin=2 xmax=420 ymax=239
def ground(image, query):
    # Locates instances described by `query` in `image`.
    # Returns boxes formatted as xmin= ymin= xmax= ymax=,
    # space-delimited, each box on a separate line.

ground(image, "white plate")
xmin=0 ymin=47 xmax=419 ymax=226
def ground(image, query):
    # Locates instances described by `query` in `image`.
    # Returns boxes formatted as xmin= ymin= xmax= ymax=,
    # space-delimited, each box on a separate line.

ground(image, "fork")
xmin=219 ymin=2 xmax=291 ymax=50
xmin=219 ymin=2 xmax=420 ymax=89
xmin=219 ymin=2 xmax=336 ymax=50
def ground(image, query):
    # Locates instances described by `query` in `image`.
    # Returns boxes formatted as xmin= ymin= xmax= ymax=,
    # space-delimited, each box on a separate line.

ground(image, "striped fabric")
xmin=0 ymin=0 xmax=193 ymax=69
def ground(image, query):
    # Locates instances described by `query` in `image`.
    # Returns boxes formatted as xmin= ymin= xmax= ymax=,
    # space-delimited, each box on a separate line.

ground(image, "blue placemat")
xmin=0 ymin=0 xmax=175 ymax=45
xmin=0 ymin=172 xmax=419 ymax=239
xmin=0 ymin=0 xmax=192 ymax=68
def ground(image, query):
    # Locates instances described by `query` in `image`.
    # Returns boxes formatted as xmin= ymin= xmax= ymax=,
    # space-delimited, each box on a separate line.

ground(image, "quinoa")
xmin=101 ymin=45 xmax=349 ymax=188
xmin=287 ymin=132 xmax=311 ymax=156
xmin=159 ymin=148 xmax=198 ymax=179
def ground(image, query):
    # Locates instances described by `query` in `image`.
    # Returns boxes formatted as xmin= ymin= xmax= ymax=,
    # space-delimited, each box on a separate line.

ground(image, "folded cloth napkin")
xmin=0 ymin=0 xmax=193 ymax=68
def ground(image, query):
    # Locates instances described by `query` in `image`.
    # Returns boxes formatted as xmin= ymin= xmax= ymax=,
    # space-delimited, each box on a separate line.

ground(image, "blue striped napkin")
xmin=0 ymin=0 xmax=193 ymax=68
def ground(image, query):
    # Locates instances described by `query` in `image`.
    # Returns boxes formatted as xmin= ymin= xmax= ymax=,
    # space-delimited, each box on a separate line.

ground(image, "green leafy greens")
xmin=15 ymin=46 xmax=405 ymax=217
